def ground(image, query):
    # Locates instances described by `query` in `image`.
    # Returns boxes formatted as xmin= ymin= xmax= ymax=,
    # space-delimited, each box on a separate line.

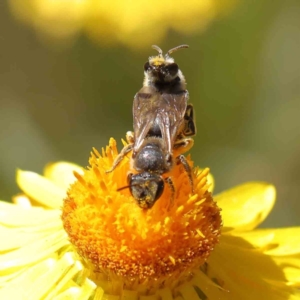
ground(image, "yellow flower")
xmin=0 ymin=138 xmax=300 ymax=299
xmin=8 ymin=0 xmax=238 ymax=48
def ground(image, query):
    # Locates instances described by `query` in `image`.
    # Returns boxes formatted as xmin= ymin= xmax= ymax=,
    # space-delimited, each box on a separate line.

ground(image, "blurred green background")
xmin=0 ymin=0 xmax=299 ymax=227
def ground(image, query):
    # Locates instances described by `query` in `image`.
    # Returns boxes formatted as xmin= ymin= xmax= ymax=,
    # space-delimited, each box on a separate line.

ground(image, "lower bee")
xmin=106 ymin=45 xmax=196 ymax=208
xmin=107 ymin=103 xmax=196 ymax=209
xmin=128 ymin=110 xmax=196 ymax=208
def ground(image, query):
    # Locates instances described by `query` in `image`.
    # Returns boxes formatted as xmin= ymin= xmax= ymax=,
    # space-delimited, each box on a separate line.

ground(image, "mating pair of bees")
xmin=107 ymin=45 xmax=196 ymax=209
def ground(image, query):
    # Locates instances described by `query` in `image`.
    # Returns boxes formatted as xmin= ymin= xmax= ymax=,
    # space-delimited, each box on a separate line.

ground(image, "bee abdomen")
xmin=134 ymin=143 xmax=167 ymax=172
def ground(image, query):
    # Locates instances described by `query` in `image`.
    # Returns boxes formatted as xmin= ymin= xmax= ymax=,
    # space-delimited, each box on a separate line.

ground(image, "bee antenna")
xmin=117 ymin=185 xmax=131 ymax=192
xmin=166 ymin=44 xmax=189 ymax=57
xmin=117 ymin=182 xmax=141 ymax=192
xmin=152 ymin=45 xmax=163 ymax=56
xmin=117 ymin=181 xmax=151 ymax=192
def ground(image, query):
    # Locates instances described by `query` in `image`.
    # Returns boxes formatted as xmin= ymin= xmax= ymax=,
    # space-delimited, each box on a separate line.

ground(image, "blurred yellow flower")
xmin=0 ymin=138 xmax=300 ymax=299
xmin=8 ymin=0 xmax=238 ymax=48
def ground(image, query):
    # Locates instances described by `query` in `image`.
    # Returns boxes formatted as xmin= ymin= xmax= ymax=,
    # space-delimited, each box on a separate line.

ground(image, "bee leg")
xmin=177 ymin=154 xmax=194 ymax=193
xmin=165 ymin=177 xmax=175 ymax=206
xmin=126 ymin=131 xmax=135 ymax=144
xmin=106 ymin=144 xmax=133 ymax=173
xmin=174 ymin=138 xmax=194 ymax=153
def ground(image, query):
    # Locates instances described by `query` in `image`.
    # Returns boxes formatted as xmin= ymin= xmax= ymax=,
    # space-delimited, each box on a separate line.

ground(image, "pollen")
xmin=62 ymin=138 xmax=222 ymax=289
xmin=149 ymin=56 xmax=165 ymax=66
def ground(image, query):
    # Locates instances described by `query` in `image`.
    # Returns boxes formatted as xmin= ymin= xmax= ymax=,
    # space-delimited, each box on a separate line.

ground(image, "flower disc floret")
xmin=62 ymin=138 xmax=222 ymax=288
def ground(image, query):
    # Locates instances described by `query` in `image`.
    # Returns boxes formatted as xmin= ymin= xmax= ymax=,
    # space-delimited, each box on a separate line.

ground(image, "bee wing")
xmin=133 ymin=86 xmax=188 ymax=154
xmin=132 ymin=88 xmax=158 ymax=151
xmin=158 ymin=91 xmax=189 ymax=153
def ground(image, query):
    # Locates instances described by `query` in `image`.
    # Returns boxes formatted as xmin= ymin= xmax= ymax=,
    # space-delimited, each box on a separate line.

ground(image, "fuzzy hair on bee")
xmin=107 ymin=44 xmax=196 ymax=209
xmin=143 ymin=45 xmax=189 ymax=94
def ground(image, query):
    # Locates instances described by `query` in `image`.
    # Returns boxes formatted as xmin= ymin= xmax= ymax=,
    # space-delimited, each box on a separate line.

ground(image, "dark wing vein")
xmin=133 ymin=86 xmax=189 ymax=154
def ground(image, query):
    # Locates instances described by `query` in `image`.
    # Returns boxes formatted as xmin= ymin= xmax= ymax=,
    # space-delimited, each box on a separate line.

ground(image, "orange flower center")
xmin=62 ymin=138 xmax=222 ymax=290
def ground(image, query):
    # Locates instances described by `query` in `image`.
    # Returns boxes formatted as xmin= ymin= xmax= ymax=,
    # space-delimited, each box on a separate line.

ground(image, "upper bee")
xmin=143 ymin=45 xmax=189 ymax=94
xmin=106 ymin=44 xmax=195 ymax=209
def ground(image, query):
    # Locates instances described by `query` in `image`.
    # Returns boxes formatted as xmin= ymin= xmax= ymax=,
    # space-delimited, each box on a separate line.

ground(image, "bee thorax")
xmin=133 ymin=143 xmax=171 ymax=173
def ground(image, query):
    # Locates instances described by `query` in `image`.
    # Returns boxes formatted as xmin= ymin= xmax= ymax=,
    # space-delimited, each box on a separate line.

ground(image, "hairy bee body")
xmin=107 ymin=45 xmax=196 ymax=209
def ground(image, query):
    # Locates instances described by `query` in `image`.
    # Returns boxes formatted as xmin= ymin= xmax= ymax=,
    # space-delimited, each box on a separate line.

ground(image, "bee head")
xmin=143 ymin=45 xmax=189 ymax=89
xmin=127 ymin=172 xmax=164 ymax=209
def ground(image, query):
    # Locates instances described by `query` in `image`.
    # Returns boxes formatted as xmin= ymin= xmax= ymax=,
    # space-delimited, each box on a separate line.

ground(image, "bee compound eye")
xmin=153 ymin=177 xmax=164 ymax=201
xmin=166 ymin=63 xmax=179 ymax=76
xmin=129 ymin=173 xmax=164 ymax=209
xmin=127 ymin=173 xmax=133 ymax=184
xmin=144 ymin=61 xmax=151 ymax=71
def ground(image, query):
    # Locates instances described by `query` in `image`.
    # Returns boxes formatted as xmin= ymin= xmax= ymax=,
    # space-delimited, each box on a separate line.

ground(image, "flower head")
xmin=0 ymin=138 xmax=300 ymax=299
xmin=8 ymin=0 xmax=238 ymax=48
xmin=62 ymin=138 xmax=221 ymax=290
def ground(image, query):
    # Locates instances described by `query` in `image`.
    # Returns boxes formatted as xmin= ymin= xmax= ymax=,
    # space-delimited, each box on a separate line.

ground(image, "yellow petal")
xmin=215 ymin=182 xmax=275 ymax=231
xmin=230 ymin=227 xmax=300 ymax=256
xmin=207 ymin=172 xmax=214 ymax=193
xmin=44 ymin=256 xmax=96 ymax=300
xmin=0 ymin=228 xmax=51 ymax=252
xmin=43 ymin=161 xmax=84 ymax=190
xmin=0 ymin=252 xmax=88 ymax=300
xmin=72 ymin=278 xmax=96 ymax=299
xmin=0 ymin=230 xmax=67 ymax=272
xmin=272 ymin=257 xmax=300 ymax=285
xmin=0 ymin=268 xmax=24 ymax=286
xmin=176 ymin=282 xmax=202 ymax=299
xmin=43 ymin=260 xmax=84 ymax=299
xmin=155 ymin=288 xmax=172 ymax=300
xmin=191 ymin=269 xmax=228 ymax=299
xmin=221 ymin=234 xmax=300 ymax=284
xmin=16 ymin=169 xmax=66 ymax=208
xmin=12 ymin=194 xmax=32 ymax=208
xmin=0 ymin=200 xmax=61 ymax=227
xmin=209 ymin=242 xmax=300 ymax=299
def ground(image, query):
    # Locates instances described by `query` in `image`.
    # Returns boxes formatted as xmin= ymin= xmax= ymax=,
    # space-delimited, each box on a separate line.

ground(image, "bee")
xmin=107 ymin=45 xmax=196 ymax=208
